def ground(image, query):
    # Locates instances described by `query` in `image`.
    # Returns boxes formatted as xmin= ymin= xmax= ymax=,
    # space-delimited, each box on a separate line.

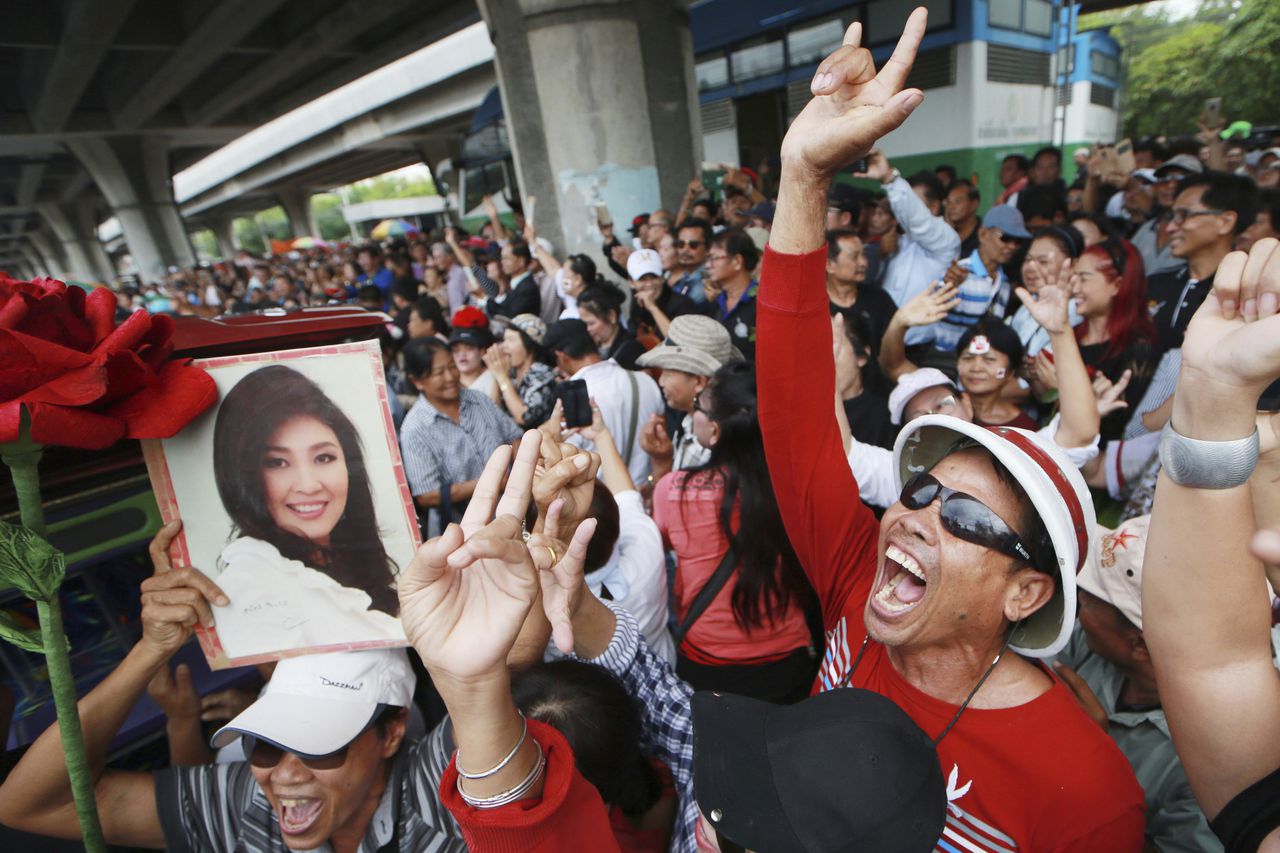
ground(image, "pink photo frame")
xmin=143 ymin=340 xmax=420 ymax=669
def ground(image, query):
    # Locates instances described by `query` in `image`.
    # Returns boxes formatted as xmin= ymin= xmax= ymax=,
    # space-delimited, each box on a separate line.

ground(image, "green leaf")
xmin=0 ymin=610 xmax=44 ymax=653
xmin=0 ymin=520 xmax=66 ymax=602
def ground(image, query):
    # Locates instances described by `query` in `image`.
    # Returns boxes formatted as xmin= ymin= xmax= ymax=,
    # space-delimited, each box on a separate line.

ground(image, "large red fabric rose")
xmin=0 ymin=273 xmax=216 ymax=450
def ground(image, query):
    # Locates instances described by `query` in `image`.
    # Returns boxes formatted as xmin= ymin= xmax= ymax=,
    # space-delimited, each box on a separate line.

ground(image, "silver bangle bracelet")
xmin=455 ymin=713 xmax=528 ymax=780
xmin=1158 ymin=420 xmax=1260 ymax=490
xmin=457 ymin=739 xmax=546 ymax=809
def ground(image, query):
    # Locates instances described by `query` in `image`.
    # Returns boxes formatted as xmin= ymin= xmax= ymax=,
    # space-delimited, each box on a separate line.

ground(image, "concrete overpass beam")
xmin=18 ymin=245 xmax=46 ymax=278
xmin=277 ymin=188 xmax=318 ymax=238
xmin=26 ymin=229 xmax=69 ymax=278
xmin=475 ymin=0 xmax=700 ymax=257
xmin=66 ymin=135 xmax=196 ymax=284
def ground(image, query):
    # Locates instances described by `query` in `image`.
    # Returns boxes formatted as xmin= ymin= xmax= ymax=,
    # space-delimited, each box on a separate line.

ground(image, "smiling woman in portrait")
xmin=209 ymin=364 xmax=403 ymax=660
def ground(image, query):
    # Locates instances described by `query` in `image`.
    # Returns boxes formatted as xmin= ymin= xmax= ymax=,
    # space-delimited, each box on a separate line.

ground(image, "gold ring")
xmin=544 ymin=544 xmax=558 ymax=565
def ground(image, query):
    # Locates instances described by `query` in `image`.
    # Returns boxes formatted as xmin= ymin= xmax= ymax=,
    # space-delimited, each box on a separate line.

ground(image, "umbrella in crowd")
xmin=291 ymin=236 xmax=326 ymax=249
xmin=370 ymin=218 xmax=420 ymax=240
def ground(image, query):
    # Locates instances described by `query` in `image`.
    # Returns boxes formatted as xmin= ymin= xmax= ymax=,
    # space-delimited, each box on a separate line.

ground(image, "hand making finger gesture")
xmin=526 ymin=498 xmax=598 ymax=654
xmin=1016 ymin=257 xmax=1075 ymax=336
xmin=898 ymin=281 xmax=960 ymax=327
xmin=398 ymin=433 xmax=544 ymax=685
xmin=779 ymin=8 xmax=928 ymax=179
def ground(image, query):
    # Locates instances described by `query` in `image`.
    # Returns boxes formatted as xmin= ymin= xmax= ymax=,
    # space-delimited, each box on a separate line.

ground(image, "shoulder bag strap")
xmin=672 ymin=547 xmax=738 ymax=646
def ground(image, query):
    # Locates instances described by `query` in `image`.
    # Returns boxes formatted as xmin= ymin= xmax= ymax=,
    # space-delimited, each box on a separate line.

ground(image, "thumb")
xmin=1015 ymin=287 xmax=1032 ymax=305
xmin=402 ymin=524 xmax=464 ymax=591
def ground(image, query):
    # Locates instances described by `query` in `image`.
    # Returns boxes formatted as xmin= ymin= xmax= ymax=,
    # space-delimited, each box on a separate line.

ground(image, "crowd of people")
xmin=6 ymin=6 xmax=1280 ymax=852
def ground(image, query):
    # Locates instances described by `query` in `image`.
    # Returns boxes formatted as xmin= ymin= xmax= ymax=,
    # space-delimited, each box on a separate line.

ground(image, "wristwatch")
xmin=882 ymin=167 xmax=901 ymax=186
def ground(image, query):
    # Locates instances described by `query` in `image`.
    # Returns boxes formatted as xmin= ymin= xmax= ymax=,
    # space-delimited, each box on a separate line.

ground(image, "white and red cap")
xmin=887 ymin=368 xmax=955 ymax=426
xmin=1076 ymin=515 xmax=1149 ymax=631
xmin=892 ymin=415 xmax=1096 ymax=657
xmin=212 ymin=648 xmax=415 ymax=756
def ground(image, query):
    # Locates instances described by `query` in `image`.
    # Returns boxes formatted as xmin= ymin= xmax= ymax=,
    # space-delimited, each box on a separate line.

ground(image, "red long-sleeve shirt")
xmin=757 ymin=245 xmax=1146 ymax=852
xmin=439 ymin=719 xmax=620 ymax=852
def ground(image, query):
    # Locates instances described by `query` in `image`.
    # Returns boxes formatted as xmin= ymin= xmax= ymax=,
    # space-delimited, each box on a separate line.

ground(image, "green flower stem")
xmin=3 ymin=416 xmax=107 ymax=852
xmin=35 ymin=597 xmax=106 ymax=852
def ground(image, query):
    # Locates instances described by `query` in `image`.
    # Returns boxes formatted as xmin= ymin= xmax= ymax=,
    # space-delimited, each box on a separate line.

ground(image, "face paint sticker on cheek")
xmin=995 ymin=367 xmax=1007 ymax=379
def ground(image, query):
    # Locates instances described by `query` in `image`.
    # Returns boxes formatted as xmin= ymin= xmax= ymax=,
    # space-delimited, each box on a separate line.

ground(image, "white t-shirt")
xmin=212 ymin=537 xmax=404 ymax=661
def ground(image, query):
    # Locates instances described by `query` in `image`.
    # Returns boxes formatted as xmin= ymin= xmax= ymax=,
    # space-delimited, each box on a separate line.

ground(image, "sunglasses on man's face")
xmin=675 ymin=239 xmax=705 ymax=249
xmin=899 ymin=473 xmax=1033 ymax=565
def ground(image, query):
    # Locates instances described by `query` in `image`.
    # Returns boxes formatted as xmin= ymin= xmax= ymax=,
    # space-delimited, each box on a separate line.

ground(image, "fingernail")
xmin=903 ymin=92 xmax=923 ymax=112
xmin=573 ymin=455 xmax=589 ymax=468
xmin=1221 ymin=298 xmax=1236 ymax=317
xmin=1263 ymin=292 xmax=1278 ymax=316
xmin=215 ymin=596 xmax=229 ymax=606
xmin=1245 ymin=298 xmax=1258 ymax=318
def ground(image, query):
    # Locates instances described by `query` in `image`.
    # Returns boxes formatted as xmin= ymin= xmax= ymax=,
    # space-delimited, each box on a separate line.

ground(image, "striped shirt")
xmin=400 ymin=389 xmax=522 ymax=535
xmin=155 ymin=720 xmax=466 ymax=853
xmin=924 ymin=250 xmax=1011 ymax=353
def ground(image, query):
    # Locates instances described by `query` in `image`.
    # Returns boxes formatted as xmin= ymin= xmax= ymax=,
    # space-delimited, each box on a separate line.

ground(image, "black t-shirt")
xmin=829 ymin=285 xmax=897 ymax=359
xmin=631 ymin=284 xmax=700 ymax=338
xmin=1147 ymin=268 xmax=1213 ymax=353
xmin=958 ymin=227 xmax=980 ymax=261
xmin=842 ymin=393 xmax=895 ymax=450
xmin=1079 ymin=337 xmax=1158 ymax=441
xmin=604 ymin=331 xmax=647 ymax=371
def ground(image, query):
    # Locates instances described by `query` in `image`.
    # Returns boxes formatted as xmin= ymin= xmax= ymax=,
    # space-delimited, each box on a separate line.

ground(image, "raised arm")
xmin=858 ymin=151 xmax=959 ymax=258
xmin=1143 ymin=238 xmax=1280 ymax=825
xmin=0 ymin=521 xmax=227 ymax=847
xmin=762 ymin=9 xmax=927 ymax=619
xmin=877 ymin=281 xmax=959 ymax=381
xmin=1015 ymin=259 xmax=1100 ymax=448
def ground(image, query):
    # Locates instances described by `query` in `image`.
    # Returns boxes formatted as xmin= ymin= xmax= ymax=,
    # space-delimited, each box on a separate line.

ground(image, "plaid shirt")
xmin=400 ymin=389 xmax=522 ymax=534
xmin=582 ymin=603 xmax=699 ymax=853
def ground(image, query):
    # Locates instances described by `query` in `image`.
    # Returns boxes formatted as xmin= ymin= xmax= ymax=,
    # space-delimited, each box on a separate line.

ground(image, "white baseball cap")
xmin=626 ymin=248 xmax=664 ymax=281
xmin=893 ymin=415 xmax=1096 ymax=657
xmin=1076 ymin=515 xmax=1149 ymax=631
xmin=888 ymin=368 xmax=955 ymax=426
xmin=212 ymin=648 xmax=415 ymax=756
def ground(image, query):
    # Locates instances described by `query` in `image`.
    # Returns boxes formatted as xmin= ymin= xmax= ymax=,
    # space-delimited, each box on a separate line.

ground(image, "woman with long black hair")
xmin=652 ymin=361 xmax=819 ymax=703
xmin=210 ymin=364 xmax=403 ymax=660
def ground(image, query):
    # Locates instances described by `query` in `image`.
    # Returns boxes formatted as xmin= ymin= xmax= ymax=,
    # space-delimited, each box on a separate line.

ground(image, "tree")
xmin=1083 ymin=0 xmax=1280 ymax=140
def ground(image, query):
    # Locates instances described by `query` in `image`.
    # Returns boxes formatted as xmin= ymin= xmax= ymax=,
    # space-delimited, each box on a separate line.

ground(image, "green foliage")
xmin=1083 ymin=0 xmax=1280 ymax=140
xmin=312 ymin=193 xmax=353 ymax=241
xmin=190 ymin=230 xmax=217 ymax=261
xmin=345 ymin=172 xmax=436 ymax=203
xmin=0 ymin=520 xmax=65 ymax=602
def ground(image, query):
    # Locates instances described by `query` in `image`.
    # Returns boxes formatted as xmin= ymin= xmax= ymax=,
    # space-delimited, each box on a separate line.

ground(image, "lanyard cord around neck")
xmin=837 ymin=623 xmax=1021 ymax=746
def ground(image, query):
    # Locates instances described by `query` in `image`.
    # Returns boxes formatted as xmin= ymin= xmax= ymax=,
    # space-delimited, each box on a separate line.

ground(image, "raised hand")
xmin=638 ymin=413 xmax=673 ymax=462
xmin=147 ymin=663 xmax=201 ymax=723
xmin=527 ymin=499 xmax=598 ymax=654
xmin=1093 ymin=369 xmax=1131 ymax=417
xmin=1016 ymin=257 xmax=1075 ymax=336
xmin=532 ymin=437 xmax=601 ymax=536
xmin=140 ymin=520 xmax=228 ymax=659
xmin=898 ymin=281 xmax=959 ymax=327
xmin=398 ymin=434 xmax=544 ymax=684
xmin=483 ymin=343 xmax=509 ymax=379
xmin=943 ymin=258 xmax=968 ymax=289
xmin=779 ymin=8 xmax=927 ymax=180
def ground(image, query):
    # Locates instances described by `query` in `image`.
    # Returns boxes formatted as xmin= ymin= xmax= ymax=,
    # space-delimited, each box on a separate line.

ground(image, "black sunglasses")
xmin=675 ymin=239 xmax=705 ymax=248
xmin=244 ymin=714 xmax=381 ymax=771
xmin=900 ymin=473 xmax=1033 ymax=564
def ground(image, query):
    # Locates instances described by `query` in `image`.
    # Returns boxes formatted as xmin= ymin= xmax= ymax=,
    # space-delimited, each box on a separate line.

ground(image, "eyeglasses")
xmin=999 ymin=233 xmax=1025 ymax=246
xmin=915 ymin=394 xmax=957 ymax=418
xmin=674 ymin=239 xmax=705 ymax=249
xmin=899 ymin=473 xmax=1033 ymax=565
xmin=693 ymin=392 xmax=711 ymax=416
xmin=1170 ymin=207 xmax=1226 ymax=225
xmin=707 ymin=253 xmax=730 ymax=263
xmin=245 ymin=731 xmax=365 ymax=771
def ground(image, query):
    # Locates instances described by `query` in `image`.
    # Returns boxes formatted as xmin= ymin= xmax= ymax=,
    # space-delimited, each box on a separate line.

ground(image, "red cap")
xmin=451 ymin=305 xmax=489 ymax=328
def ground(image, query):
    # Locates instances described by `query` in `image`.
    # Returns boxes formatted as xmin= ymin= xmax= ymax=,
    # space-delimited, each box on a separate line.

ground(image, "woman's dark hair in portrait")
xmin=512 ymin=660 xmax=663 ymax=819
xmin=684 ymin=361 xmax=817 ymax=631
xmin=213 ymin=364 xmax=399 ymax=615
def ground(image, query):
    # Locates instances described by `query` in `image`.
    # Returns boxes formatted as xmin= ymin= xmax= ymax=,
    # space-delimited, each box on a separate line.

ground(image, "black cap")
xmin=692 ymin=688 xmax=946 ymax=853
xmin=540 ymin=318 xmax=594 ymax=356
xmin=448 ymin=326 xmax=493 ymax=349
xmin=828 ymin=182 xmax=863 ymax=215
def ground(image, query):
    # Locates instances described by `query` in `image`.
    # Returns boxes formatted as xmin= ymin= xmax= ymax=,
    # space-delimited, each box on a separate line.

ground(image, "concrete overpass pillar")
xmin=66 ymin=136 xmax=196 ymax=284
xmin=475 ymin=0 xmax=701 ymax=257
xmin=36 ymin=200 xmax=115 ymax=283
xmin=277 ymin=188 xmax=318 ymax=238
xmin=26 ymin=229 xmax=69 ymax=279
xmin=18 ymin=244 xmax=46 ymax=278
xmin=206 ymin=212 xmax=240 ymax=259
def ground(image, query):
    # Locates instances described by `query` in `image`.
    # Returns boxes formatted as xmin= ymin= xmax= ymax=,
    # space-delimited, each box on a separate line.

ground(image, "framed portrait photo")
xmin=142 ymin=340 xmax=419 ymax=669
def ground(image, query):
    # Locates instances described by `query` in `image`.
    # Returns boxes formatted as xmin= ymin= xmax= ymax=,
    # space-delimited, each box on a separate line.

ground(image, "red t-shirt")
xmin=653 ymin=469 xmax=812 ymax=664
xmin=757 ymin=245 xmax=1145 ymax=852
